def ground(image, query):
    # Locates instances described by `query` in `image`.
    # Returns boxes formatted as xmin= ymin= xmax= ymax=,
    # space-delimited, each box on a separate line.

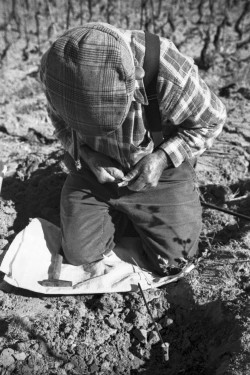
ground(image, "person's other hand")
xmin=119 ymin=149 xmax=171 ymax=191
xmin=80 ymin=145 xmax=124 ymax=184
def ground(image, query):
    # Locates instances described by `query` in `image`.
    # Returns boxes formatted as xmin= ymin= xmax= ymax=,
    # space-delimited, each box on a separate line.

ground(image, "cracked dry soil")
xmin=0 ymin=0 xmax=250 ymax=374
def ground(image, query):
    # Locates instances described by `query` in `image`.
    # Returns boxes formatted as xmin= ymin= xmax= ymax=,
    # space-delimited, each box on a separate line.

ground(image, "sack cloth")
xmin=0 ymin=218 xmax=195 ymax=294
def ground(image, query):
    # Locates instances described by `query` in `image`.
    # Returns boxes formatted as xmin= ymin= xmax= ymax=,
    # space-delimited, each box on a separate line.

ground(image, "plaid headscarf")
xmin=40 ymin=23 xmax=135 ymax=136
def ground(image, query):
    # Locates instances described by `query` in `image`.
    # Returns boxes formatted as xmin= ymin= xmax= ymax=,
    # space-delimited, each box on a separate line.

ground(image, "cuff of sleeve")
xmin=158 ymin=138 xmax=188 ymax=168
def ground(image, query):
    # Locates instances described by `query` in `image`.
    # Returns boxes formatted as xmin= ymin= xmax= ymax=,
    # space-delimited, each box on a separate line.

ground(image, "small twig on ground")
xmin=138 ymin=283 xmax=169 ymax=362
xmin=0 ymin=162 xmax=7 ymax=195
xmin=225 ymin=194 xmax=248 ymax=203
xmin=131 ymin=257 xmax=152 ymax=285
xmin=201 ymin=200 xmax=250 ymax=221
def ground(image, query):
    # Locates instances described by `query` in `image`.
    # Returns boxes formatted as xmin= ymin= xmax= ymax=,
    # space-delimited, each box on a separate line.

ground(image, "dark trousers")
xmin=60 ymin=160 xmax=202 ymax=276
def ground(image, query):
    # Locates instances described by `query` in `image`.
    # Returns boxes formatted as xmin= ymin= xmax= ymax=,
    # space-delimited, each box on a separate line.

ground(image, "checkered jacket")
xmin=42 ymin=30 xmax=227 ymax=170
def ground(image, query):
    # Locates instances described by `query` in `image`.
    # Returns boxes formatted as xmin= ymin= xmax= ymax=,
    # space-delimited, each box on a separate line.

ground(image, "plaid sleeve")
xmin=159 ymin=41 xmax=227 ymax=167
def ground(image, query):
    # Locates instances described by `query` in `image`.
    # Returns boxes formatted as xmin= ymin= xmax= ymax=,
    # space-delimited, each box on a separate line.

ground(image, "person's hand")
xmin=80 ymin=145 xmax=124 ymax=184
xmin=119 ymin=149 xmax=172 ymax=191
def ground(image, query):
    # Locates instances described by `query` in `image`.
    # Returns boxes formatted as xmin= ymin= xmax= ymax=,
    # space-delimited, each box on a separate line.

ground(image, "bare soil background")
xmin=0 ymin=0 xmax=250 ymax=374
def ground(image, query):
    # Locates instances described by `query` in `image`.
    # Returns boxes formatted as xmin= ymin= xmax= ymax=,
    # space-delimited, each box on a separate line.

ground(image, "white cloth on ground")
xmin=0 ymin=218 xmax=195 ymax=294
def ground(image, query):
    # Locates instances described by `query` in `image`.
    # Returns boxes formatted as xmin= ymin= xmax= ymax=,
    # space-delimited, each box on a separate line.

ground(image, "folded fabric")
xmin=0 ymin=218 xmax=195 ymax=294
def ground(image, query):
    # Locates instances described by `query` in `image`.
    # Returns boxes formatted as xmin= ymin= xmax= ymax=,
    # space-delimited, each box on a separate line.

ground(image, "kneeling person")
xmin=39 ymin=23 xmax=226 ymax=276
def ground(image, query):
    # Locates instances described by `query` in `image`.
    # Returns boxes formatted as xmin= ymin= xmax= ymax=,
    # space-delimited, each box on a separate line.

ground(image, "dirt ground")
xmin=0 ymin=0 xmax=250 ymax=374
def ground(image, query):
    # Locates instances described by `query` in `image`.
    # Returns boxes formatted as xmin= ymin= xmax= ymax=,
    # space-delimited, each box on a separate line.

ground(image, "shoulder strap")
xmin=143 ymin=32 xmax=163 ymax=147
